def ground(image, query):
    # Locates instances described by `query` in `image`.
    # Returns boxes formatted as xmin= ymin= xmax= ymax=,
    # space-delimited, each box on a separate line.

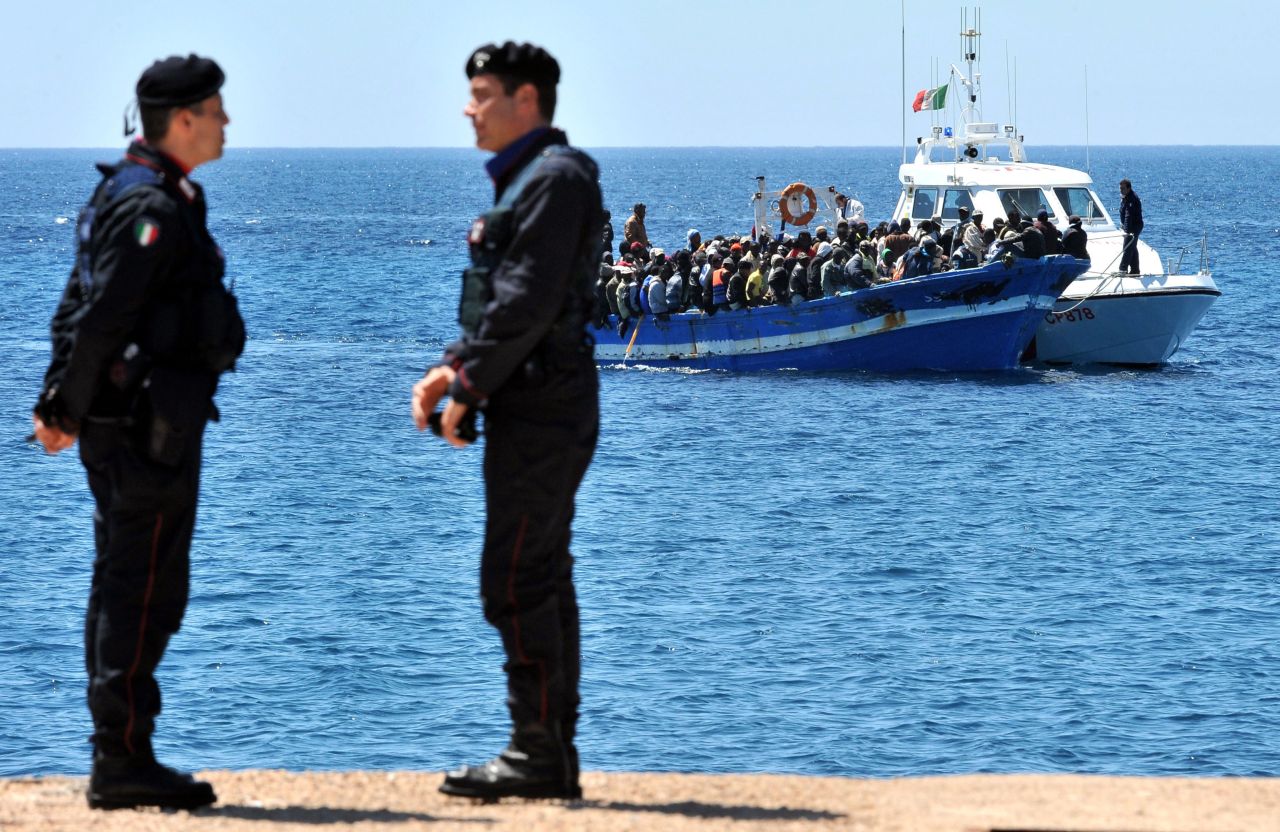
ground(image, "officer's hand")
xmin=412 ymin=366 xmax=455 ymax=431
xmin=439 ymin=398 xmax=471 ymax=449
xmin=32 ymin=414 xmax=76 ymax=455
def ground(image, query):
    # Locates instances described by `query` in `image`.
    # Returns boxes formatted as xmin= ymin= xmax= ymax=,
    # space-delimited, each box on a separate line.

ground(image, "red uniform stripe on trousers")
xmin=506 ymin=514 xmax=549 ymax=723
xmin=123 ymin=513 xmax=163 ymax=755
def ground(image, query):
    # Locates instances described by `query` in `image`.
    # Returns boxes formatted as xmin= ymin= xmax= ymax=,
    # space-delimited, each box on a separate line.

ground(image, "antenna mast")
xmin=1084 ymin=64 xmax=1091 ymax=173
xmin=1004 ymin=41 xmax=1011 ymax=132
xmin=957 ymin=7 xmax=982 ymax=125
xmin=901 ymin=0 xmax=907 ymax=165
xmin=1013 ymin=56 xmax=1018 ymax=137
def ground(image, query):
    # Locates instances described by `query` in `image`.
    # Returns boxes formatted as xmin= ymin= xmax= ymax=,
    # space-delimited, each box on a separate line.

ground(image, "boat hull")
xmin=1032 ymin=271 xmax=1220 ymax=365
xmin=596 ymin=256 xmax=1090 ymax=372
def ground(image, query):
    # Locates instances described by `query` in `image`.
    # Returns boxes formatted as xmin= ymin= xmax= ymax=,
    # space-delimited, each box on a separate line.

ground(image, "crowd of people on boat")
xmin=594 ymin=202 xmax=1090 ymax=334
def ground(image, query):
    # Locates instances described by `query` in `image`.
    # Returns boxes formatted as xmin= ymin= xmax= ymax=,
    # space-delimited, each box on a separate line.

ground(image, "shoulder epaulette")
xmin=101 ymin=164 xmax=163 ymax=205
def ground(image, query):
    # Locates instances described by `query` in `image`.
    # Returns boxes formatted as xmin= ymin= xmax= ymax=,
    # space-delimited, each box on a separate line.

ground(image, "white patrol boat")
xmin=892 ymin=20 xmax=1219 ymax=366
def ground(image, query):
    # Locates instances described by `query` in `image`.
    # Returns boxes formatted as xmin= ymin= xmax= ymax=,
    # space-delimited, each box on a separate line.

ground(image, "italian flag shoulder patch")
xmin=134 ymin=218 xmax=160 ymax=247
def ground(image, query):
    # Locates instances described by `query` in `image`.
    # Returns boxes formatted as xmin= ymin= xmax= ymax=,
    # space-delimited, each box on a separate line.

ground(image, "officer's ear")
xmin=169 ymin=107 xmax=197 ymax=137
xmin=513 ymin=82 xmax=540 ymax=116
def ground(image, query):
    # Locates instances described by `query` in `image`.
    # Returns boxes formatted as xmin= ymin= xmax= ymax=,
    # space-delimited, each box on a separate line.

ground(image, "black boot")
xmin=440 ymin=722 xmax=580 ymax=801
xmin=88 ymin=750 xmax=216 ymax=810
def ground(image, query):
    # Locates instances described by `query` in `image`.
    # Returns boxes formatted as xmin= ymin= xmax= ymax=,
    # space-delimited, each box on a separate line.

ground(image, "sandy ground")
xmin=1 ymin=770 xmax=1277 ymax=831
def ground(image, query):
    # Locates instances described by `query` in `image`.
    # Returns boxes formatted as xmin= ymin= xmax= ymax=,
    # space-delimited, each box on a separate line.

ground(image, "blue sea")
xmin=2 ymin=145 xmax=1278 ymax=779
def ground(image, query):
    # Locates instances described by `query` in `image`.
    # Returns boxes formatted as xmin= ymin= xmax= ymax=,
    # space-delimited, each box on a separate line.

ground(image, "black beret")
xmin=137 ymin=54 xmax=224 ymax=107
xmin=465 ymin=41 xmax=560 ymax=86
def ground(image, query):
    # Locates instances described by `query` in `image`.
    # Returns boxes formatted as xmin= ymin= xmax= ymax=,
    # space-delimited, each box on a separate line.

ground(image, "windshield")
xmin=941 ymin=189 xmax=975 ymax=220
xmin=1053 ymin=187 xmax=1107 ymax=224
xmin=997 ymin=188 xmax=1052 ymax=220
xmin=911 ymin=188 xmax=938 ymax=220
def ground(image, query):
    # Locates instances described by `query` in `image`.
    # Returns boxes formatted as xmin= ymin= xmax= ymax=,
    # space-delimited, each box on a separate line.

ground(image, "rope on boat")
xmin=1048 ymin=235 xmax=1134 ymax=315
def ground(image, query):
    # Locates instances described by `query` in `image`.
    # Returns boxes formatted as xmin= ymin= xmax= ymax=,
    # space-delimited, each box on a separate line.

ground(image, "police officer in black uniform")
xmin=411 ymin=41 xmax=603 ymax=801
xmin=1118 ymin=178 xmax=1144 ymax=274
xmin=32 ymin=54 xmax=244 ymax=810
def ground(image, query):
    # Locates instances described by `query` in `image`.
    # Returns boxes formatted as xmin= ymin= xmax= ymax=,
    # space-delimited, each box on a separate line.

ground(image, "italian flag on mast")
xmin=912 ymin=83 xmax=948 ymax=112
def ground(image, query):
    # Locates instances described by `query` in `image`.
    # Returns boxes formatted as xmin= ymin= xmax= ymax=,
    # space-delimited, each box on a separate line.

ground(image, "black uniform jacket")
xmin=1120 ymin=191 xmax=1144 ymax=234
xmin=40 ymin=141 xmax=225 ymax=426
xmin=445 ymin=129 xmax=603 ymax=408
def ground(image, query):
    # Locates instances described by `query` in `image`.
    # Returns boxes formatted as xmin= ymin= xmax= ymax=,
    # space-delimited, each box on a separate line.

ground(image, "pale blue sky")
xmin=0 ymin=0 xmax=1269 ymax=148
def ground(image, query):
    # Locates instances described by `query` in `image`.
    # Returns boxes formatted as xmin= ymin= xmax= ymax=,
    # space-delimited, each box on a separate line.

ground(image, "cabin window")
xmin=1053 ymin=187 xmax=1106 ymax=224
xmin=997 ymin=188 xmax=1052 ymax=220
xmin=941 ymin=189 xmax=975 ymax=220
xmin=910 ymin=188 xmax=938 ymax=219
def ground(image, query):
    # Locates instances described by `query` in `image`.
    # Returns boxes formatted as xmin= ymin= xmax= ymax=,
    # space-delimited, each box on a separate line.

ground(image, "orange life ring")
xmin=779 ymin=182 xmax=818 ymax=226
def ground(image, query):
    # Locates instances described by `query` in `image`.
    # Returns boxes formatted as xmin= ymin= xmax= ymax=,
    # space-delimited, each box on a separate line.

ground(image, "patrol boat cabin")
xmin=892 ymin=20 xmax=1219 ymax=365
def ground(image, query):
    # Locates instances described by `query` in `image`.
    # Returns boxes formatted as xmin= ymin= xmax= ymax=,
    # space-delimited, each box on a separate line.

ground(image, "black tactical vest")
xmin=459 ymin=146 xmax=599 ymax=351
xmin=80 ymin=159 xmax=246 ymax=375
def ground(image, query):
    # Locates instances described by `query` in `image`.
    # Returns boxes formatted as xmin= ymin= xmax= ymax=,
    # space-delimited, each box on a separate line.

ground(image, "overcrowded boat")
xmin=595 ymin=15 xmax=1207 ymax=372
xmin=595 ymin=252 xmax=1088 ymax=372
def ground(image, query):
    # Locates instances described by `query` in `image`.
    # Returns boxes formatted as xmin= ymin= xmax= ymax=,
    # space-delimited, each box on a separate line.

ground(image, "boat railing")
xmin=1164 ymin=234 xmax=1212 ymax=277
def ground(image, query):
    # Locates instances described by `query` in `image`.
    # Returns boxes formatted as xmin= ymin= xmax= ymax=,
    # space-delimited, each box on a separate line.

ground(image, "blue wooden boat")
xmin=595 ymin=255 xmax=1090 ymax=372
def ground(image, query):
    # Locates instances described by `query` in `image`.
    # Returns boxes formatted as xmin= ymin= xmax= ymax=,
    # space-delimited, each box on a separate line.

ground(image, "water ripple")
xmin=1 ymin=147 xmax=1278 ymax=778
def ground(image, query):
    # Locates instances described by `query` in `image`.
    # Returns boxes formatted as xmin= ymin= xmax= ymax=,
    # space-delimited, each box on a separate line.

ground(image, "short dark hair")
xmin=140 ymin=100 xmax=204 ymax=142
xmin=494 ymin=74 xmax=556 ymax=121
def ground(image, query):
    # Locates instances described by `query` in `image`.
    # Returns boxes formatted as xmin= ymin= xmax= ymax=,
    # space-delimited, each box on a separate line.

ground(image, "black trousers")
xmin=479 ymin=363 xmax=598 ymax=744
xmin=1121 ymin=231 xmax=1142 ymax=274
xmin=78 ymin=419 xmax=204 ymax=758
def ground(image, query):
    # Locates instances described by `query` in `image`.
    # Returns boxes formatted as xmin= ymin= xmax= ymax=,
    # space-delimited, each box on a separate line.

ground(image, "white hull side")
xmin=1034 ymin=272 xmax=1219 ymax=364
